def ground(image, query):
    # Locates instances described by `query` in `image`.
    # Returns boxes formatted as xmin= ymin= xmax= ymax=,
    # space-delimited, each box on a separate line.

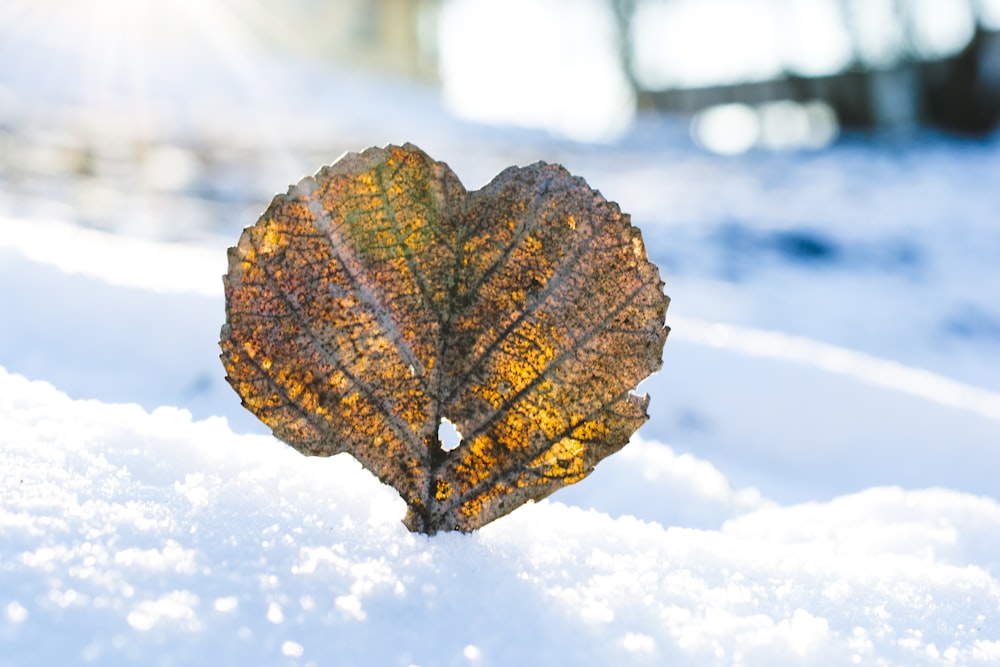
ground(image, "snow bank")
xmin=2 ymin=367 xmax=998 ymax=666
xmin=0 ymin=218 xmax=223 ymax=297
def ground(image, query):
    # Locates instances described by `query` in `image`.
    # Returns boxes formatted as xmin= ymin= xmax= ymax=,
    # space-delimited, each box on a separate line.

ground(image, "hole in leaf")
xmin=438 ymin=418 xmax=462 ymax=452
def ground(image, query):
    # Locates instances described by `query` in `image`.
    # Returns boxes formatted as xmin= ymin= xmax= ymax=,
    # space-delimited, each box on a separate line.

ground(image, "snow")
xmin=3 ymin=14 xmax=1000 ymax=665
xmin=4 ymin=176 xmax=1000 ymax=667
xmin=3 ymin=368 xmax=999 ymax=666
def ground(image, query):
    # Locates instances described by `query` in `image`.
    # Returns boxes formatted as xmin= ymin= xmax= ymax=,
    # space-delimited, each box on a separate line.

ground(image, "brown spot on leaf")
xmin=220 ymin=143 xmax=669 ymax=534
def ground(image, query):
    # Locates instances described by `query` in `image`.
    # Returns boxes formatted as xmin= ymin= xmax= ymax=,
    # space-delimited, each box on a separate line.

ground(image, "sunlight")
xmin=907 ymin=0 xmax=977 ymax=58
xmin=631 ymin=0 xmax=983 ymax=89
xmin=692 ymin=99 xmax=839 ymax=154
xmin=631 ymin=0 xmax=785 ymax=88
xmin=0 ymin=0 xmax=285 ymax=117
xmin=0 ymin=0 xmax=307 ymax=216
xmin=438 ymin=0 xmax=634 ymax=142
xmin=690 ymin=104 xmax=760 ymax=155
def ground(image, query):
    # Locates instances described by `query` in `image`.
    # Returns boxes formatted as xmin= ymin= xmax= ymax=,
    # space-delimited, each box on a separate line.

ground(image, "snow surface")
xmin=4 ymin=160 xmax=1000 ymax=666
xmin=4 ymin=368 xmax=1000 ymax=667
xmin=3 ymin=15 xmax=1000 ymax=665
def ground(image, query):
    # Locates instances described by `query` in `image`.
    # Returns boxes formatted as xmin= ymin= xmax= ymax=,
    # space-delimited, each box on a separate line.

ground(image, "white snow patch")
xmin=2 ymin=366 xmax=998 ymax=665
xmin=0 ymin=217 xmax=223 ymax=297
xmin=672 ymin=315 xmax=1000 ymax=421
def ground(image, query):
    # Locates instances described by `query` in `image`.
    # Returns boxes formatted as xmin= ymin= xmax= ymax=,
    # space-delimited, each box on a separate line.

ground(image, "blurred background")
xmin=1 ymin=0 xmax=998 ymax=241
xmin=2 ymin=0 xmax=1000 ymax=501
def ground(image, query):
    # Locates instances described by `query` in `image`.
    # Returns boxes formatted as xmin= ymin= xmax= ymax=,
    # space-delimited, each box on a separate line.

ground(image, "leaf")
xmin=220 ymin=143 xmax=669 ymax=534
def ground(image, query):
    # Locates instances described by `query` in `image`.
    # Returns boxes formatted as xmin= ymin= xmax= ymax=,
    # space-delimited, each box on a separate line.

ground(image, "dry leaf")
xmin=220 ymin=143 xmax=669 ymax=534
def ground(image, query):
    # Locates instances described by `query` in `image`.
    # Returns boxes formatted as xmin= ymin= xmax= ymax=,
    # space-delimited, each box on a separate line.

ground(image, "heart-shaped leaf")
xmin=220 ymin=144 xmax=669 ymax=534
